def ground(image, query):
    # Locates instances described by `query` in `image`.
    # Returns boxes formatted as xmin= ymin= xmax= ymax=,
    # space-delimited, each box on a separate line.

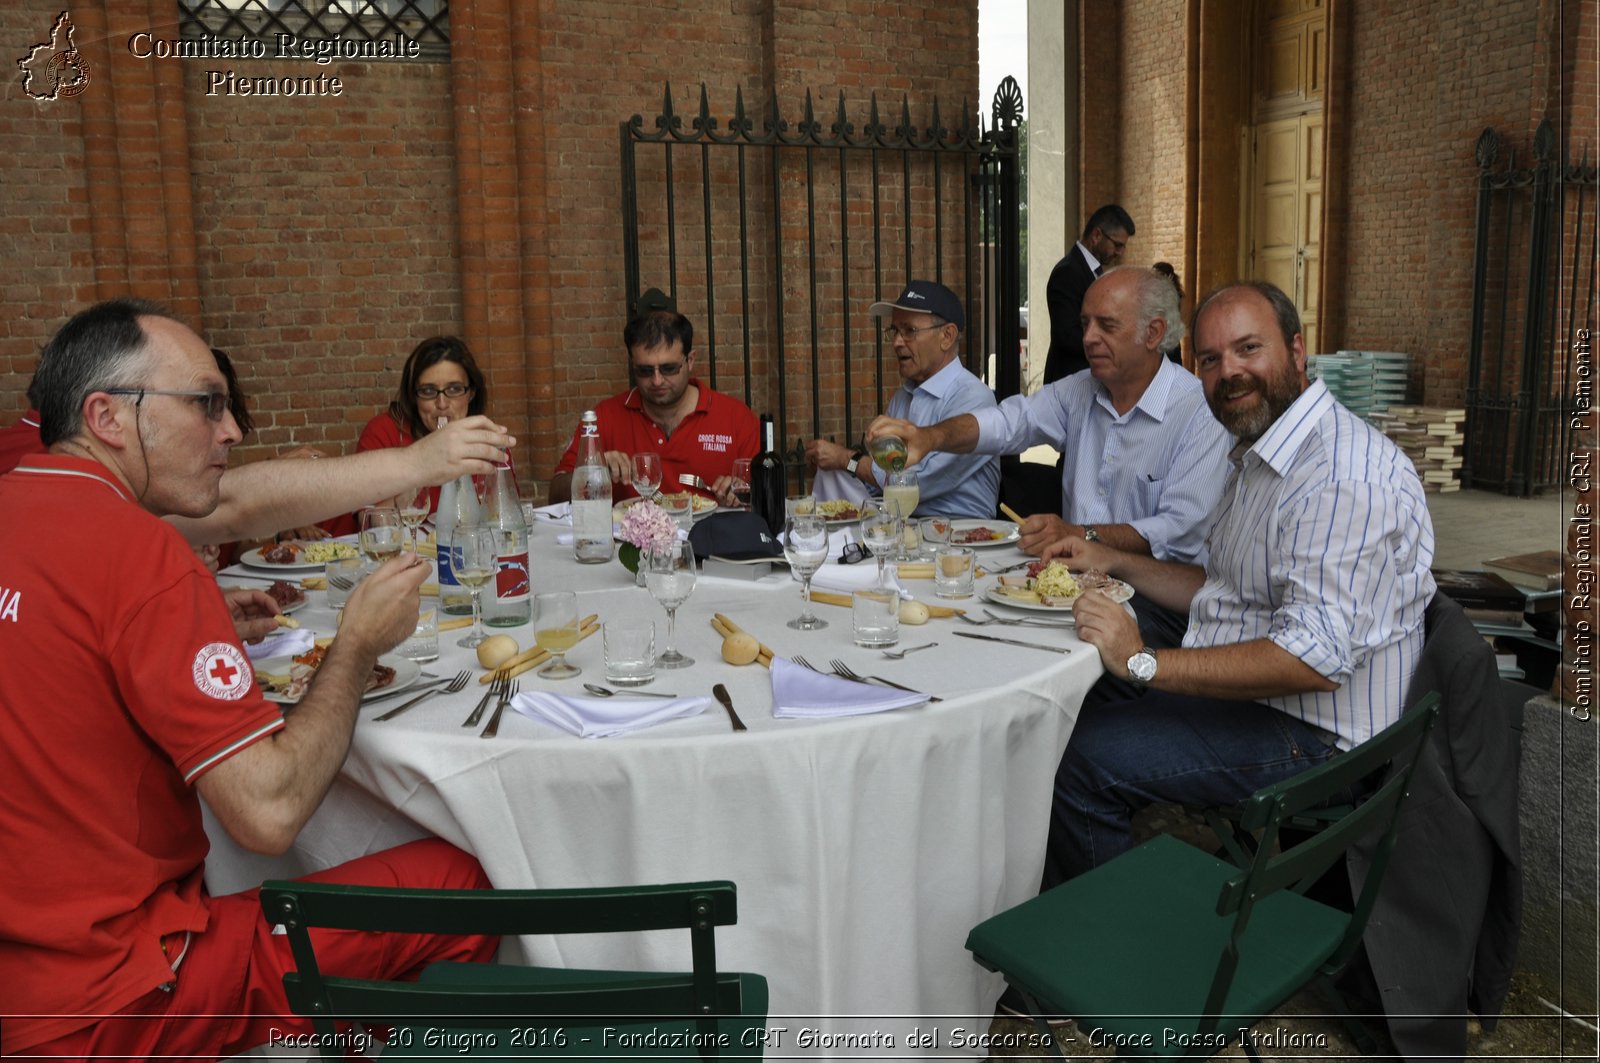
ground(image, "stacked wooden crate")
xmin=1375 ymin=405 xmax=1466 ymax=492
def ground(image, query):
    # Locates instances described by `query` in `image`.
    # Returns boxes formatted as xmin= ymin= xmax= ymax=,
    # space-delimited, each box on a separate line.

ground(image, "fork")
xmin=479 ymin=680 xmax=520 ymax=738
xmin=677 ymin=473 xmax=712 ymax=492
xmin=981 ymin=608 xmax=1076 ymax=628
xmin=828 ymin=659 xmax=940 ymax=702
xmin=327 ymin=573 xmax=357 ymax=591
xmin=372 ymin=670 xmax=471 ymax=721
xmin=463 ymin=674 xmax=507 ymax=727
xmin=791 ymin=655 xmax=821 ymax=673
xmin=881 ymin=641 xmax=938 ymax=659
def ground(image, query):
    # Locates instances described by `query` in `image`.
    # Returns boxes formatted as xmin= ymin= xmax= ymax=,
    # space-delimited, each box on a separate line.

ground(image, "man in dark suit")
xmin=1042 ymin=204 xmax=1135 ymax=384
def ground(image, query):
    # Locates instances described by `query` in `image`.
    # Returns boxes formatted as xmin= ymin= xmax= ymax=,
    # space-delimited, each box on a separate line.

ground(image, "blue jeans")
xmin=1043 ymin=691 xmax=1343 ymax=888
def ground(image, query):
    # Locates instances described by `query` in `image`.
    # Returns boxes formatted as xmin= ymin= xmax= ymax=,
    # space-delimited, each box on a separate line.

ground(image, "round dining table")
xmin=207 ymin=511 xmax=1103 ymax=1058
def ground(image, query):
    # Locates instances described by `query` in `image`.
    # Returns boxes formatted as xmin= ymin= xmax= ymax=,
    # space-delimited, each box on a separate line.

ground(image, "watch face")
xmin=1129 ymin=650 xmax=1157 ymax=683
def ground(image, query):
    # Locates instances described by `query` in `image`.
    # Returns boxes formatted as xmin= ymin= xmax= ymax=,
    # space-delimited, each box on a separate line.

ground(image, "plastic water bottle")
xmin=571 ymin=410 xmax=614 ymax=563
xmin=483 ymin=464 xmax=531 ymax=627
xmin=435 ymin=470 xmax=480 ymax=616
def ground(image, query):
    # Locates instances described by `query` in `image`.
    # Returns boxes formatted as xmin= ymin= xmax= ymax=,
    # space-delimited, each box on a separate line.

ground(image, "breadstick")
xmin=439 ymin=616 xmax=473 ymax=632
xmin=478 ymin=615 xmax=599 ymax=683
xmin=711 ymin=614 xmax=775 ymax=666
xmin=492 ymin=622 xmax=600 ymax=681
xmin=274 ymin=614 xmax=300 ymax=630
xmin=999 ymin=502 xmax=1026 ymax=524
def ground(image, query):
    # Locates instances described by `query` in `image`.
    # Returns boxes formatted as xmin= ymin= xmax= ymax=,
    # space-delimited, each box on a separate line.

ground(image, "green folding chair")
xmin=965 ymin=695 xmax=1440 ymax=1060
xmin=260 ymin=879 xmax=768 ymax=1060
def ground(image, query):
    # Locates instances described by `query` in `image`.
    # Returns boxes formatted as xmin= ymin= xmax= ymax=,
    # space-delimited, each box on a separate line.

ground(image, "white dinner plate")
xmin=220 ymin=586 xmax=308 ymax=615
xmin=254 ymin=654 xmax=420 ymax=705
xmin=238 ymin=545 xmax=352 ymax=573
xmin=613 ymin=494 xmax=718 ymax=523
xmin=983 ymin=574 xmax=1135 ymax=613
xmin=948 ymin=519 xmax=1021 ymax=547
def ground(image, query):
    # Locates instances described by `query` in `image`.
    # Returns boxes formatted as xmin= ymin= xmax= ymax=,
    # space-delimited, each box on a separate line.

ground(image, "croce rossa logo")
xmin=18 ymin=11 xmax=91 ymax=101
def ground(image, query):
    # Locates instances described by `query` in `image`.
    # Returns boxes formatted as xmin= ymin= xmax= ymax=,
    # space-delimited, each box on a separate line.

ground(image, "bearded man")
xmin=1036 ymin=280 xmax=1436 ymax=886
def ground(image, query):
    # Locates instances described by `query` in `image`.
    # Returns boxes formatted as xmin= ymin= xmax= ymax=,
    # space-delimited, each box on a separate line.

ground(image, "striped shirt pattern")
xmin=1185 ymin=379 xmax=1436 ymax=748
xmin=971 ymin=357 xmax=1232 ymax=563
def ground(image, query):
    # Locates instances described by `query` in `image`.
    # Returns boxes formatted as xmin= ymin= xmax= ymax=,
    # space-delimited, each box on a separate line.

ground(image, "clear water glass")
xmin=852 ymin=588 xmax=900 ymax=647
xmin=645 ymin=540 xmax=697 ymax=669
xmin=783 ymin=515 xmax=830 ymax=630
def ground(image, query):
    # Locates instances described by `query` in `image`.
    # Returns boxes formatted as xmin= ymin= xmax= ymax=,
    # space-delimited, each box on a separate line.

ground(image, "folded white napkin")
xmin=811 ymin=467 xmax=875 ymax=505
xmin=510 ymin=691 xmax=710 ymax=738
xmin=810 ymin=563 xmax=911 ymax=600
xmin=769 ymin=657 xmax=928 ymax=718
xmin=245 ymin=628 xmax=316 ymax=661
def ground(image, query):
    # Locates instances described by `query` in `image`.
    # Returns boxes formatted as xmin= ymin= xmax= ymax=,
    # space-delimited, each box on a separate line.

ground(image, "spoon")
xmin=881 ymin=641 xmax=938 ymax=660
xmin=583 ymin=683 xmax=679 ymax=699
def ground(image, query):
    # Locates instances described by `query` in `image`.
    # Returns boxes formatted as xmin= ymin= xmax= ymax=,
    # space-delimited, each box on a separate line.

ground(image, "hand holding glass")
xmin=644 ymin=540 xmax=697 ymax=669
xmin=783 ymin=515 xmax=830 ymax=630
xmin=533 ymin=591 xmax=581 ymax=679
xmin=451 ymin=524 xmax=498 ymax=648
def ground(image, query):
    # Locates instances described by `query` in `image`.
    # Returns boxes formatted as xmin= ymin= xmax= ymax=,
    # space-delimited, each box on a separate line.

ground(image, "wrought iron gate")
xmin=620 ymin=79 xmax=1023 ymax=476
xmin=1465 ymin=118 xmax=1599 ymax=496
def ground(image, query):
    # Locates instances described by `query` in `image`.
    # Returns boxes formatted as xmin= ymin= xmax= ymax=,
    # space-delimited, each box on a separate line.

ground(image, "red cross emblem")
xmin=208 ymin=657 xmax=239 ymax=687
xmin=192 ymin=642 xmax=252 ymax=701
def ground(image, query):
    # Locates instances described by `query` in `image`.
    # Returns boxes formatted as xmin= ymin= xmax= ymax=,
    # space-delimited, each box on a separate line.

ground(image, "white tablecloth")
xmin=209 ymin=523 xmax=1100 ymax=1057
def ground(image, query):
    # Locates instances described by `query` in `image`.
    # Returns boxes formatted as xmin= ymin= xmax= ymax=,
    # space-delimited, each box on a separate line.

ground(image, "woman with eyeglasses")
xmin=323 ymin=336 xmax=497 ymax=535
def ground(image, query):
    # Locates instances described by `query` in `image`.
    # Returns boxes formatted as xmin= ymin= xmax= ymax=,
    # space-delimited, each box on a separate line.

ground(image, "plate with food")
xmin=948 ymin=519 xmax=1021 ymax=547
xmin=612 ymin=493 xmax=719 ymax=523
xmin=814 ymin=499 xmax=865 ymax=525
xmin=220 ymin=579 xmax=309 ymax=615
xmin=984 ymin=559 xmax=1134 ymax=612
xmin=240 ymin=540 xmax=361 ymax=572
xmin=253 ymin=646 xmax=420 ymax=705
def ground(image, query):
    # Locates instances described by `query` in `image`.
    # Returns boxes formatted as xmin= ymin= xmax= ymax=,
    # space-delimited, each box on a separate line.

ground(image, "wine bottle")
xmin=482 ymin=464 xmax=532 ymax=627
xmin=571 ymin=410 xmax=615 ymax=563
xmin=750 ymin=414 xmax=787 ymax=537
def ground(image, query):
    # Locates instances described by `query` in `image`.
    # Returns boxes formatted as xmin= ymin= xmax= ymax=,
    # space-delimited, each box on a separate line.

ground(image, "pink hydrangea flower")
xmin=618 ymin=500 xmax=677 ymax=552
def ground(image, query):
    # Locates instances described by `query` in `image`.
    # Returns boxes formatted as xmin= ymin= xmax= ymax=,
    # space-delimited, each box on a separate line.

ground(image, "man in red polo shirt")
xmin=548 ymin=306 xmax=759 ymax=504
xmin=0 ymin=300 xmax=498 ymax=1060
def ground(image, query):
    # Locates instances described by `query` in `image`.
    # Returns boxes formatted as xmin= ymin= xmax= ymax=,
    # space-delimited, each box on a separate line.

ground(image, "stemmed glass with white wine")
xmin=450 ymin=524 xmax=498 ymax=648
xmin=883 ymin=467 xmax=921 ymax=560
xmin=631 ymin=452 xmax=663 ymax=503
xmin=783 ymin=514 xmax=830 ymax=630
xmin=644 ymin=539 xmax=697 ymax=669
xmin=397 ymin=486 xmax=431 ymax=552
xmin=859 ymin=501 xmax=900 ymax=590
xmin=533 ymin=591 xmax=581 ymax=679
xmin=359 ymin=506 xmax=405 ymax=566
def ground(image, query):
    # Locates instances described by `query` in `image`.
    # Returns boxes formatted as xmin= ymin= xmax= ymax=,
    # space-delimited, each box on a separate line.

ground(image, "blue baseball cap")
xmin=869 ymin=280 xmax=965 ymax=331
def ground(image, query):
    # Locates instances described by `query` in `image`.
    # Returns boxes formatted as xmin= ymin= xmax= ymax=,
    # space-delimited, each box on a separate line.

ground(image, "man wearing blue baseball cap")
xmin=805 ymin=280 xmax=1000 ymax=518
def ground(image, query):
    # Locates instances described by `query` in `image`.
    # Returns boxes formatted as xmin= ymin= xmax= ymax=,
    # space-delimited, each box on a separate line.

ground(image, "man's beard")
xmin=1209 ymin=363 xmax=1302 ymax=444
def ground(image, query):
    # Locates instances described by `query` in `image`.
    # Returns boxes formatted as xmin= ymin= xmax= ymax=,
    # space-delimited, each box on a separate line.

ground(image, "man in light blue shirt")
xmin=806 ymin=281 xmax=999 ymax=519
xmin=869 ymin=267 xmax=1231 ymax=564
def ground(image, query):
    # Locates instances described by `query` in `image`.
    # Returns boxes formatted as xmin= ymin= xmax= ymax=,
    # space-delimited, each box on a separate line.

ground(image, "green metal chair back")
xmin=260 ymin=879 xmax=766 ymax=1060
xmin=966 ymin=695 xmax=1440 ymax=1059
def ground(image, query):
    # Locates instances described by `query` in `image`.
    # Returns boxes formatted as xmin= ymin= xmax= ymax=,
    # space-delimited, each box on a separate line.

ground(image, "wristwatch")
xmin=851 ymin=451 xmax=870 ymax=479
xmin=1127 ymin=646 xmax=1159 ymax=685
xmin=1082 ymin=525 xmax=1100 ymax=543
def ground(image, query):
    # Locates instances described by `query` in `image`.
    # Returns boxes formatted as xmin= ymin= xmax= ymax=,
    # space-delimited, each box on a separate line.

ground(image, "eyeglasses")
xmin=882 ymin=323 xmax=945 ymax=342
xmin=1097 ymin=229 xmax=1129 ymax=255
xmin=632 ymin=362 xmax=686 ymax=380
xmin=106 ymin=388 xmax=230 ymax=422
xmin=415 ymin=382 xmax=473 ymax=400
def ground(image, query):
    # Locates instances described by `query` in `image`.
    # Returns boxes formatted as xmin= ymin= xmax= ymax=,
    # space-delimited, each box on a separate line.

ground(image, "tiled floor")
xmin=1427 ymin=486 xmax=1570 ymax=571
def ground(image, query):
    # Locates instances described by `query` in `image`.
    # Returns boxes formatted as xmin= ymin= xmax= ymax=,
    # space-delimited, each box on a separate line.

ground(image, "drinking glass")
xmin=783 ymin=515 xmax=830 ymax=630
xmin=603 ymin=618 xmax=656 ymax=687
xmin=785 ymin=494 xmax=816 ymax=519
xmin=659 ymin=493 xmax=693 ymax=532
xmin=883 ymin=468 xmax=920 ymax=559
xmin=533 ymin=591 xmax=581 ymax=679
xmin=450 ymin=524 xmax=498 ymax=648
xmin=852 ymin=587 xmax=900 ymax=647
xmin=359 ymin=506 xmax=405 ymax=567
xmin=859 ymin=503 xmax=899 ymax=589
xmin=920 ymin=513 xmax=953 ymax=561
xmin=935 ymin=545 xmax=977 ymax=599
xmin=397 ymin=487 xmax=430 ymax=552
xmin=644 ymin=540 xmax=697 ymax=669
xmin=731 ymin=457 xmax=753 ymax=510
xmin=631 ymin=452 xmax=663 ymax=502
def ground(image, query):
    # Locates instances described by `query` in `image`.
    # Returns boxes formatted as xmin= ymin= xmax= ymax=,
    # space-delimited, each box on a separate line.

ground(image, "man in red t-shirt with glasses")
xmin=0 ymin=300 xmax=500 ymax=1061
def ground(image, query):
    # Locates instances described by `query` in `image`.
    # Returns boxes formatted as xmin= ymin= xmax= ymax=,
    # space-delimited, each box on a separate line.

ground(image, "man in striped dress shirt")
xmin=1040 ymin=280 xmax=1436 ymax=884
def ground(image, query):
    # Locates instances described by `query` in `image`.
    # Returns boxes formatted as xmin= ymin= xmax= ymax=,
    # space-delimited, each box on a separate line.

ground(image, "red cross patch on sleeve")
xmin=191 ymin=642 xmax=253 ymax=701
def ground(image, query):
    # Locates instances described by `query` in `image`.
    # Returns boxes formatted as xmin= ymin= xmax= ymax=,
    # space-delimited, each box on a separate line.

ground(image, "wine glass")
xmin=859 ymin=502 xmax=900 ymax=589
xmin=920 ymin=512 xmax=953 ymax=561
xmin=731 ymin=457 xmax=753 ymax=510
xmin=533 ymin=591 xmax=581 ymax=679
xmin=397 ymin=486 xmax=431 ymax=552
xmin=883 ymin=468 xmax=921 ymax=560
xmin=359 ymin=506 xmax=405 ymax=567
xmin=631 ymin=452 xmax=663 ymax=502
xmin=450 ymin=524 xmax=498 ymax=648
xmin=783 ymin=514 xmax=830 ymax=630
xmin=644 ymin=540 xmax=697 ymax=669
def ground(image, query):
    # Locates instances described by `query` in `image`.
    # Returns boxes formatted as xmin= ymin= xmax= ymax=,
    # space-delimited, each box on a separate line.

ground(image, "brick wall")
xmin=1113 ymin=0 xmax=1188 ymax=269
xmin=3 ymin=0 xmax=981 ymax=499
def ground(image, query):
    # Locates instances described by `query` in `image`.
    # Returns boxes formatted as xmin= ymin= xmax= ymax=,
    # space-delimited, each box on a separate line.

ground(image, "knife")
xmin=954 ymin=630 xmax=1073 ymax=654
xmin=711 ymin=683 xmax=748 ymax=732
